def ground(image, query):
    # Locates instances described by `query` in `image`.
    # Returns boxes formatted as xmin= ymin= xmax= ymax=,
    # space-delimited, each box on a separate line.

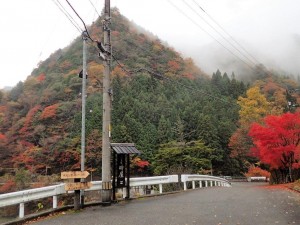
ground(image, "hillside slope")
xmin=0 ymin=8 xmax=261 ymax=177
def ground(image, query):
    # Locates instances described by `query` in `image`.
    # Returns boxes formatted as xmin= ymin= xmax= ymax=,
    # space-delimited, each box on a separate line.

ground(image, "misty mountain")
xmin=183 ymin=33 xmax=300 ymax=82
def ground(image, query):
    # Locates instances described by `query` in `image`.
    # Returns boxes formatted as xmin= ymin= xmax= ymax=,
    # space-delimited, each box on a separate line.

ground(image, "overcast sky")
xmin=0 ymin=0 xmax=300 ymax=89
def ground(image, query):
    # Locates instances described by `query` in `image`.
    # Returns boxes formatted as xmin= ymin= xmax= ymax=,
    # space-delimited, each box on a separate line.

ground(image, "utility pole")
xmin=75 ymin=31 xmax=88 ymax=210
xmin=101 ymin=0 xmax=112 ymax=204
xmin=80 ymin=31 xmax=88 ymax=207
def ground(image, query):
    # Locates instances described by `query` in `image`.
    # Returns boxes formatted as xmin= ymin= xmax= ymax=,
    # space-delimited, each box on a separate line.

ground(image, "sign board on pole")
xmin=61 ymin=171 xmax=90 ymax=179
xmin=65 ymin=182 xmax=92 ymax=191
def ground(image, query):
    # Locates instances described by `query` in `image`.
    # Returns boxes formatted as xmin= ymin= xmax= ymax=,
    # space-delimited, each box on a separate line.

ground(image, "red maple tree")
xmin=249 ymin=112 xmax=300 ymax=182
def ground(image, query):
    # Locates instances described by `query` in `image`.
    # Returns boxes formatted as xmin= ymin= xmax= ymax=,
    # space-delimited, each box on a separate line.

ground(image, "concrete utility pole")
xmin=101 ymin=0 xmax=112 ymax=204
xmin=80 ymin=31 xmax=88 ymax=207
xmin=75 ymin=31 xmax=88 ymax=210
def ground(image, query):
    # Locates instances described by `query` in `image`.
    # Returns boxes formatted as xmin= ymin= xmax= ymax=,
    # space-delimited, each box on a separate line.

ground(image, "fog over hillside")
xmin=186 ymin=33 xmax=300 ymax=79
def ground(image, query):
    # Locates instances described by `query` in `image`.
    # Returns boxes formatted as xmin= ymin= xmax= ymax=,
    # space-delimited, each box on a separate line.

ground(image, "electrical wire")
xmin=166 ymin=0 xmax=256 ymax=72
xmin=88 ymin=0 xmax=101 ymax=18
xmin=192 ymin=0 xmax=260 ymax=65
xmin=65 ymin=0 xmax=96 ymax=42
xmin=182 ymin=0 xmax=257 ymax=66
xmin=52 ymin=0 xmax=83 ymax=34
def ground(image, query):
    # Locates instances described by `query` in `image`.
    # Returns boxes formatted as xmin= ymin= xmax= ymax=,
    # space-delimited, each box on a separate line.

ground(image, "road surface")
xmin=31 ymin=183 xmax=300 ymax=225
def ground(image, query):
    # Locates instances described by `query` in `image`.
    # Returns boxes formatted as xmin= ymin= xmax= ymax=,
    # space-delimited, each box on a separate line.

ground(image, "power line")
xmin=191 ymin=0 xmax=261 ymax=65
xmin=65 ymin=0 xmax=95 ymax=42
xmin=166 ymin=0 xmax=256 ymax=72
xmin=52 ymin=0 xmax=83 ymax=34
xmin=88 ymin=0 xmax=101 ymax=18
xmin=182 ymin=0 xmax=257 ymax=66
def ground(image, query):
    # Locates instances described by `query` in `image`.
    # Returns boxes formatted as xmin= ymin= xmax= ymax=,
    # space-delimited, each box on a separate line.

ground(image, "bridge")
xmin=1 ymin=175 xmax=300 ymax=225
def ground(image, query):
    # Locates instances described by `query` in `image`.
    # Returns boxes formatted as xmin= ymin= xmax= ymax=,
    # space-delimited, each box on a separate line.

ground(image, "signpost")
xmin=65 ymin=182 xmax=92 ymax=191
xmin=61 ymin=171 xmax=92 ymax=209
xmin=61 ymin=171 xmax=90 ymax=179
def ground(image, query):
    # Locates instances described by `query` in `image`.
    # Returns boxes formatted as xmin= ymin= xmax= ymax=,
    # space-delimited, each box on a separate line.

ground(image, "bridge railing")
xmin=0 ymin=174 xmax=228 ymax=219
xmin=181 ymin=174 xmax=231 ymax=190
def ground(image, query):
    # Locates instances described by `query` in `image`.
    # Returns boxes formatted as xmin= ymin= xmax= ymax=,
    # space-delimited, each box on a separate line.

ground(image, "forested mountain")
xmin=0 ymin=8 xmax=299 ymax=184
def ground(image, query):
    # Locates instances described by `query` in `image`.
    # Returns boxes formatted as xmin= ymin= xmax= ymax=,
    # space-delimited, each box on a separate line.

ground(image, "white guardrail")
xmin=0 ymin=175 xmax=229 ymax=219
xmin=181 ymin=174 xmax=231 ymax=190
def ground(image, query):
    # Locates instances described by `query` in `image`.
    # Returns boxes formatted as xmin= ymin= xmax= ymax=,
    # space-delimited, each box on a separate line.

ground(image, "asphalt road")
xmin=31 ymin=183 xmax=300 ymax=225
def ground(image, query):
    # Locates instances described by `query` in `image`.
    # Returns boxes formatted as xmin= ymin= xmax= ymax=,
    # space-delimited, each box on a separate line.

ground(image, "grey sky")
xmin=0 ymin=0 xmax=299 ymax=88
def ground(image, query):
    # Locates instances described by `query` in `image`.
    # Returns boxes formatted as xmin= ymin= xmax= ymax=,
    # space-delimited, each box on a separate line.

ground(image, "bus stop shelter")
xmin=111 ymin=143 xmax=141 ymax=200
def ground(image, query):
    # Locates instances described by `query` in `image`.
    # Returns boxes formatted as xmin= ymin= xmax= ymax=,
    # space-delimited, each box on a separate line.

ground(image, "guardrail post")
xmin=159 ymin=184 xmax=163 ymax=194
xmin=123 ymin=187 xmax=126 ymax=198
xmin=209 ymin=181 xmax=212 ymax=187
xmin=199 ymin=181 xmax=202 ymax=188
xmin=214 ymin=181 xmax=216 ymax=186
xmin=53 ymin=195 xmax=58 ymax=209
xmin=183 ymin=182 xmax=187 ymax=191
xmin=192 ymin=181 xmax=195 ymax=189
xmin=205 ymin=181 xmax=208 ymax=187
xmin=19 ymin=203 xmax=24 ymax=218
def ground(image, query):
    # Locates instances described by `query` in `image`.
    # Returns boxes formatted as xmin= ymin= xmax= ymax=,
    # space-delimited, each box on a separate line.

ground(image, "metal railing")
xmin=181 ymin=174 xmax=231 ymax=190
xmin=0 ymin=174 xmax=229 ymax=219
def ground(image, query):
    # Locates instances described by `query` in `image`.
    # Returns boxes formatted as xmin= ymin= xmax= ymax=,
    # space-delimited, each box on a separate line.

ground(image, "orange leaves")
xmin=182 ymin=58 xmax=207 ymax=80
xmin=88 ymin=62 xmax=104 ymax=78
xmin=36 ymin=73 xmax=46 ymax=83
xmin=40 ymin=103 xmax=60 ymax=120
xmin=111 ymin=65 xmax=127 ymax=78
xmin=245 ymin=165 xmax=270 ymax=178
xmin=167 ymin=60 xmax=181 ymax=73
xmin=132 ymin=157 xmax=150 ymax=172
xmin=19 ymin=105 xmax=41 ymax=134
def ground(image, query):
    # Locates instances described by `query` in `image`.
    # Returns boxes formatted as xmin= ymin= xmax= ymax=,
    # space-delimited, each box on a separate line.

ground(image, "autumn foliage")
xmin=36 ymin=73 xmax=46 ymax=82
xmin=132 ymin=157 xmax=150 ymax=175
xmin=19 ymin=105 xmax=41 ymax=134
xmin=40 ymin=103 xmax=60 ymax=120
xmin=245 ymin=165 xmax=270 ymax=178
xmin=249 ymin=112 xmax=300 ymax=182
xmin=0 ymin=179 xmax=16 ymax=194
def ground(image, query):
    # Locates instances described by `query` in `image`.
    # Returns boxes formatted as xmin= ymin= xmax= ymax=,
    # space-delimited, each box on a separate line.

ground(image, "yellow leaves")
xmin=238 ymin=86 xmax=272 ymax=125
xmin=88 ymin=62 xmax=104 ymax=78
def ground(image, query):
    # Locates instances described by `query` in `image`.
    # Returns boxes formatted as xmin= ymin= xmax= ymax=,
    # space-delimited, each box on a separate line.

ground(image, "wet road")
xmin=32 ymin=183 xmax=300 ymax=225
